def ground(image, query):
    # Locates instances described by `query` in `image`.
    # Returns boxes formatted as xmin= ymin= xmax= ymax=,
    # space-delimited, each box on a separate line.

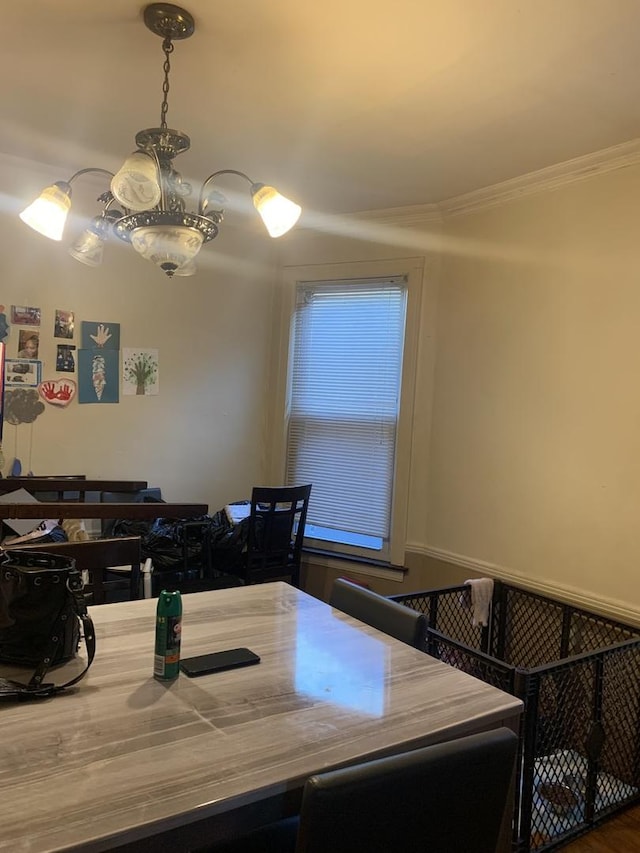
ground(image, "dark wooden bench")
xmin=0 ymin=477 xmax=148 ymax=501
xmin=0 ymin=501 xmax=208 ymax=519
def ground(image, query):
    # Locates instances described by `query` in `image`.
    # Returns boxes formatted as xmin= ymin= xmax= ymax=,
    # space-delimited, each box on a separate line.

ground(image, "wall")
xmin=277 ymin=167 xmax=640 ymax=624
xmin=428 ymin=164 xmax=640 ymax=623
xmin=0 ymin=154 xmax=277 ymax=511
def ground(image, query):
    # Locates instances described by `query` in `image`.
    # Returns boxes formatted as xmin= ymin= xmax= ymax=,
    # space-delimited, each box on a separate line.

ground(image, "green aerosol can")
xmin=154 ymin=589 xmax=182 ymax=681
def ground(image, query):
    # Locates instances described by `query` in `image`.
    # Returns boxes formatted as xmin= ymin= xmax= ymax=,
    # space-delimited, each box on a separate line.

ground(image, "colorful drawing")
xmin=77 ymin=349 xmax=119 ymax=403
xmin=17 ymin=330 xmax=39 ymax=359
xmin=39 ymin=379 xmax=77 ymax=407
xmin=54 ymin=309 xmax=75 ymax=339
xmin=122 ymin=348 xmax=159 ymax=395
xmin=81 ymin=320 xmax=120 ymax=350
xmin=11 ymin=305 xmax=41 ymax=326
xmin=5 ymin=358 xmax=41 ymax=387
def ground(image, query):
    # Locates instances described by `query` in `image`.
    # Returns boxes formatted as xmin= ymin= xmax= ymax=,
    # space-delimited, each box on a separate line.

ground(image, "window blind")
xmin=286 ymin=278 xmax=407 ymax=543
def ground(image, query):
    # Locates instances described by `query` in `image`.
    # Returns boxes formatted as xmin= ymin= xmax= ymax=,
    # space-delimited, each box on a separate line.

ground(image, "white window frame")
xmin=268 ymin=258 xmax=424 ymax=567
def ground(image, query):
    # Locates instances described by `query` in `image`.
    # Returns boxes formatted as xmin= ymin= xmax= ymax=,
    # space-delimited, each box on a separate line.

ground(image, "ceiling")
xmin=5 ymin=0 xmax=640 ymax=220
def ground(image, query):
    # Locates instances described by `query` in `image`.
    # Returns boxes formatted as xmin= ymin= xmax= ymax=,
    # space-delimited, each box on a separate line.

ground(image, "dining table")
xmin=0 ymin=582 xmax=523 ymax=852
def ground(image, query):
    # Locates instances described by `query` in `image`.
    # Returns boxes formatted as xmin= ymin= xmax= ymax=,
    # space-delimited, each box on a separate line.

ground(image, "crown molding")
xmin=406 ymin=542 xmax=640 ymax=628
xmin=299 ymin=137 xmax=640 ymax=231
xmin=338 ymin=203 xmax=443 ymax=227
xmin=439 ymin=137 xmax=640 ymax=218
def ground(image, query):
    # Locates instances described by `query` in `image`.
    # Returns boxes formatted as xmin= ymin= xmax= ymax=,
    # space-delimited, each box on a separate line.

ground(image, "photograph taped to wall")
xmin=17 ymin=329 xmax=39 ymax=359
xmin=54 ymin=309 xmax=75 ymax=339
xmin=5 ymin=358 xmax=41 ymax=387
xmin=11 ymin=305 xmax=41 ymax=326
xmin=56 ymin=344 xmax=76 ymax=372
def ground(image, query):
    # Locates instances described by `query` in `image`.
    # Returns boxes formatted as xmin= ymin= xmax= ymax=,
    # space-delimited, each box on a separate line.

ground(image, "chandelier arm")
xmin=67 ymin=167 xmax=115 ymax=185
xmin=198 ymin=169 xmax=254 ymax=213
xmin=101 ymin=196 xmax=124 ymax=221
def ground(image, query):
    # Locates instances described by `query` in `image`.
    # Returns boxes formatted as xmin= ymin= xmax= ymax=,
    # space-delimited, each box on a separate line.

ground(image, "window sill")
xmin=302 ymin=546 xmax=406 ymax=583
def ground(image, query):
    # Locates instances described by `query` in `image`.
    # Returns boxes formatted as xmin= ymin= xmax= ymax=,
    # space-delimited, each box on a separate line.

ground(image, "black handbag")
xmin=0 ymin=549 xmax=95 ymax=700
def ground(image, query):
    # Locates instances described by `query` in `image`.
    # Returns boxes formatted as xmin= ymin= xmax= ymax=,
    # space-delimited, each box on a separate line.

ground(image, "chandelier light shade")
xmin=19 ymin=182 xmax=72 ymax=241
xmin=68 ymin=217 xmax=110 ymax=267
xmin=251 ymin=184 xmax=303 ymax=238
xmin=110 ymin=152 xmax=162 ymax=211
xmin=19 ymin=3 xmax=302 ymax=277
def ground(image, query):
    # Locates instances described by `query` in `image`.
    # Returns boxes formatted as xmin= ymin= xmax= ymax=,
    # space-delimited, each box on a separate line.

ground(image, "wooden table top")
xmin=0 ymin=583 xmax=522 ymax=852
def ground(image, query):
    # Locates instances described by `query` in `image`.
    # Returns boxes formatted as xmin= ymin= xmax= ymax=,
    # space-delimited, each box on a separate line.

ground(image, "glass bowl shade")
xmin=173 ymin=259 xmax=197 ymax=277
xmin=130 ymin=225 xmax=204 ymax=275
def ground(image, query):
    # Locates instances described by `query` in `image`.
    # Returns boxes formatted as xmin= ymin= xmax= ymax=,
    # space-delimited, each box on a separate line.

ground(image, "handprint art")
xmin=81 ymin=320 xmax=119 ymax=350
xmin=89 ymin=324 xmax=112 ymax=348
xmin=38 ymin=378 xmax=77 ymax=407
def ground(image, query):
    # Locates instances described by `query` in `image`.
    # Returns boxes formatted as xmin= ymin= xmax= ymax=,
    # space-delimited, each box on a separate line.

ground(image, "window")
xmin=285 ymin=277 xmax=407 ymax=559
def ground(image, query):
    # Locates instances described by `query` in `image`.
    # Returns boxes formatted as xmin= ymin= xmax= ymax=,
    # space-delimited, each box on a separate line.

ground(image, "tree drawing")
xmin=123 ymin=350 xmax=158 ymax=395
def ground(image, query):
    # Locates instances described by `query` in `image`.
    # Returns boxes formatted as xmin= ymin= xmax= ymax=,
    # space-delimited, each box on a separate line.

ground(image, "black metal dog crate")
xmin=391 ymin=581 xmax=640 ymax=851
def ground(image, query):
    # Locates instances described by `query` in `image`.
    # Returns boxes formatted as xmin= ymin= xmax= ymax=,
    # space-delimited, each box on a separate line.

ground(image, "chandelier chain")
xmin=160 ymin=37 xmax=174 ymax=130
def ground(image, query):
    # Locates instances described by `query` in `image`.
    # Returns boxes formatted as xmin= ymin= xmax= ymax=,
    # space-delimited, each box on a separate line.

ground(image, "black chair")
xmin=202 ymin=727 xmax=518 ymax=853
xmin=329 ymin=577 xmax=427 ymax=649
xmin=234 ymin=484 xmax=311 ymax=587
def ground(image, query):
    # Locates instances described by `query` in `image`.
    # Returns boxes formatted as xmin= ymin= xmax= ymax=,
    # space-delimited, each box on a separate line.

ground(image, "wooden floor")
xmin=559 ymin=803 xmax=640 ymax=851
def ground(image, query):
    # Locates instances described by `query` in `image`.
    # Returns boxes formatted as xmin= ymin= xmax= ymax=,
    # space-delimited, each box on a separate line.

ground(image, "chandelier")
xmin=19 ymin=3 xmax=302 ymax=277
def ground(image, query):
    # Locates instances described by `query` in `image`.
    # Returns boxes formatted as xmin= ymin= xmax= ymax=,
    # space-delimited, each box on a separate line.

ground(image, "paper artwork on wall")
xmin=56 ymin=344 xmax=76 ymax=372
xmin=77 ymin=349 xmax=119 ymax=404
xmin=5 ymin=358 xmax=41 ymax=387
xmin=122 ymin=348 xmax=159 ymax=396
xmin=3 ymin=387 xmax=45 ymax=424
xmin=0 ymin=306 xmax=9 ymax=342
xmin=81 ymin=320 xmax=120 ymax=350
xmin=0 ymin=342 xmax=4 ymax=440
xmin=54 ymin=309 xmax=75 ymax=339
xmin=11 ymin=305 xmax=40 ymax=326
xmin=39 ymin=378 xmax=77 ymax=407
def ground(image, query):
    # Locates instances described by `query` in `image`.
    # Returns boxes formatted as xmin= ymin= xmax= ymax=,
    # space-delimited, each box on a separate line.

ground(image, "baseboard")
xmin=406 ymin=543 xmax=640 ymax=628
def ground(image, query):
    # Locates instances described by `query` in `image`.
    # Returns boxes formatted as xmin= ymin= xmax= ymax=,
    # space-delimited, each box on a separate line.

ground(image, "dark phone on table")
xmin=180 ymin=648 xmax=261 ymax=677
